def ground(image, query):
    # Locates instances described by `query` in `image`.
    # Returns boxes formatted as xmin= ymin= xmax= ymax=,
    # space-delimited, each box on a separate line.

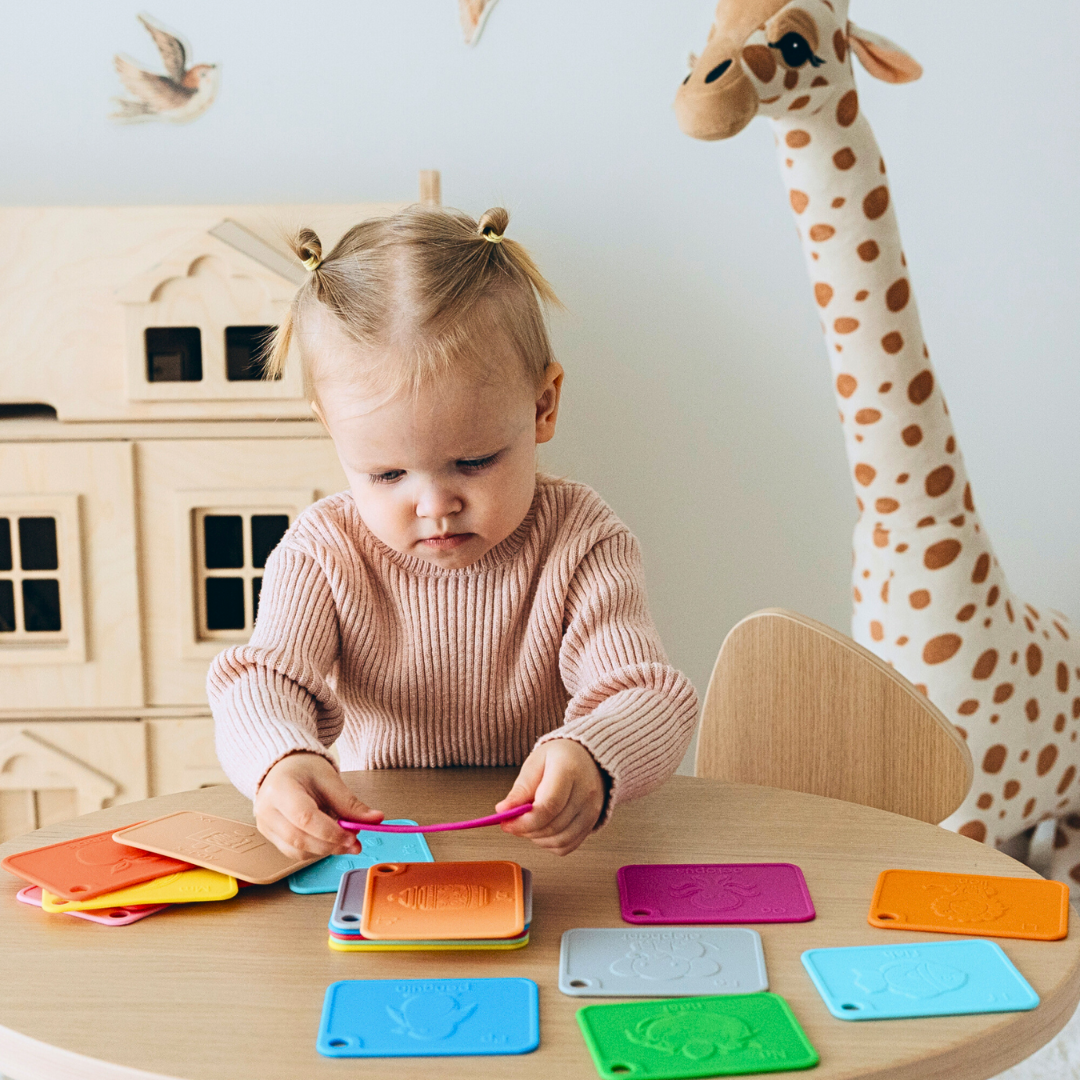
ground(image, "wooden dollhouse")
xmin=0 ymin=172 xmax=441 ymax=842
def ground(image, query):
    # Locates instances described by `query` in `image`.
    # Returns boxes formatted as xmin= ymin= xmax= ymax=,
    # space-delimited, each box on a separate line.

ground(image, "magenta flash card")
xmin=617 ymin=863 xmax=815 ymax=925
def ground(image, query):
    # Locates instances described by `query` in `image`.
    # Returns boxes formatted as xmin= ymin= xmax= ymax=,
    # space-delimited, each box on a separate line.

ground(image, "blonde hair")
xmin=264 ymin=205 xmax=561 ymax=399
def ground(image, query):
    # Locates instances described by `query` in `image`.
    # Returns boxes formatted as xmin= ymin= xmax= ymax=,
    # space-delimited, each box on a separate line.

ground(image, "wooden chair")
xmin=696 ymin=608 xmax=973 ymax=824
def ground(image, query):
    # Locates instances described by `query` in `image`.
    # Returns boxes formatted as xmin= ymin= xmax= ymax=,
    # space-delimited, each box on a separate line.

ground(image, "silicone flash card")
xmin=41 ymin=868 xmax=237 ymax=911
xmin=317 ymin=977 xmax=539 ymax=1057
xmin=17 ymin=884 xmax=169 ymax=926
xmin=360 ymin=861 xmax=524 ymax=940
xmin=576 ymin=993 xmax=818 ymax=1079
xmin=868 ymin=869 xmax=1069 ymax=940
xmin=329 ymin=933 xmax=530 ymax=952
xmin=288 ymin=822 xmax=433 ymax=894
xmin=332 ymin=867 xmax=532 ymax=935
xmin=559 ymin=927 xmax=767 ymax=997
xmin=801 ymin=939 xmax=1040 ymax=1020
xmin=113 ymin=812 xmax=319 ymax=884
xmin=618 ymin=864 xmax=815 ymax=925
xmin=1 ymin=826 xmax=192 ymax=902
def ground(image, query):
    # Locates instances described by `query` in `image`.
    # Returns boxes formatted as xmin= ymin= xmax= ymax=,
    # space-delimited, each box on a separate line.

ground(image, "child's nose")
xmin=415 ymin=484 xmax=463 ymax=520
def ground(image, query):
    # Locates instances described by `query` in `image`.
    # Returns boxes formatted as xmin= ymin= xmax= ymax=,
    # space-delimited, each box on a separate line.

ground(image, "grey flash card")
xmin=559 ymin=926 xmax=768 ymax=997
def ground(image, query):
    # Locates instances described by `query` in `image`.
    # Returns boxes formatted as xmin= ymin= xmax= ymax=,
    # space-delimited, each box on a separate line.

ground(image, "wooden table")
xmin=0 ymin=769 xmax=1077 ymax=1080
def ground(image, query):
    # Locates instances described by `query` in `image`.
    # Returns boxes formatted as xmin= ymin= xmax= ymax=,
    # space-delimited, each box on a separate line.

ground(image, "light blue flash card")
xmin=287 ymin=821 xmax=432 ymax=894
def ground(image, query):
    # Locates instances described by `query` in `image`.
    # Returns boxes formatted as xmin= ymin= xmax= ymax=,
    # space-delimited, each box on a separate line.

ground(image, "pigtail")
xmin=259 ymin=228 xmax=325 ymax=381
xmin=475 ymin=207 xmax=562 ymax=309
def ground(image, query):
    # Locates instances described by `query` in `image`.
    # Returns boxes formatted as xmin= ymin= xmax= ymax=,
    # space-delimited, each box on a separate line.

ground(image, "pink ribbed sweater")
xmin=208 ymin=477 xmax=698 ymax=817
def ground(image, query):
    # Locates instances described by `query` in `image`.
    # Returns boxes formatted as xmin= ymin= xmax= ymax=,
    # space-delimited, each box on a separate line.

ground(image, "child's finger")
xmin=278 ymin=787 xmax=362 ymax=853
xmin=528 ymin=807 xmax=596 ymax=856
xmin=256 ymin=805 xmax=337 ymax=860
xmin=495 ymin=751 xmax=546 ymax=814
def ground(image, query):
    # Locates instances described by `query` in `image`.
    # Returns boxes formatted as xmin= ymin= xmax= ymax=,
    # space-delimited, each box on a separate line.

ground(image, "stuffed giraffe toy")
xmin=674 ymin=0 xmax=1080 ymax=887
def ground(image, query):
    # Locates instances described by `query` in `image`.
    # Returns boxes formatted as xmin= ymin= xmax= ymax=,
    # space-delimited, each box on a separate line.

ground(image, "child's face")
xmin=314 ymin=347 xmax=562 ymax=570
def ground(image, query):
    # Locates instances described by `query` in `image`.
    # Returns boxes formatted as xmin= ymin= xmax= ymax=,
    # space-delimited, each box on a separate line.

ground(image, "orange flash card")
xmin=112 ymin=812 xmax=319 ymax=885
xmin=869 ymin=868 xmax=1069 ymax=941
xmin=1 ymin=826 xmax=192 ymax=902
xmin=360 ymin=861 xmax=524 ymax=940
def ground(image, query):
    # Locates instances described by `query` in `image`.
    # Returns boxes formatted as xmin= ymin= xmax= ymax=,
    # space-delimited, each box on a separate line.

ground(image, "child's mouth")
xmin=421 ymin=533 xmax=472 ymax=550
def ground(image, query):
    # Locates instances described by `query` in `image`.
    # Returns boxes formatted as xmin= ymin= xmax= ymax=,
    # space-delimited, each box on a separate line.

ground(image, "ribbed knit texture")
xmin=208 ymin=477 xmax=698 ymax=820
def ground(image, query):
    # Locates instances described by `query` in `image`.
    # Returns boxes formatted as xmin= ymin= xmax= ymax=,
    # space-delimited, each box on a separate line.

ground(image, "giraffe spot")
xmin=984 ymin=618 xmax=992 ymax=627
xmin=873 ymin=524 xmax=889 ymax=547
xmin=1006 ymin=601 xmax=1015 ymax=622
xmin=855 ymin=408 xmax=881 ymax=424
xmin=785 ymin=156 xmax=793 ymax=165
xmin=832 ymin=196 xmax=846 ymax=208
xmin=1024 ymin=616 xmax=1035 ymax=633
xmin=1056 ymin=714 xmax=1067 ymax=733
xmin=925 ymin=465 xmax=955 ymax=497
xmin=1012 ymin=651 xmax=1019 ymax=664
xmin=742 ymin=44 xmax=777 ymax=82
xmin=917 ymin=516 xmax=935 ymax=528
xmin=950 ymin=515 xmax=966 ymax=527
xmin=1038 ymin=744 xmax=1059 ymax=776
xmin=897 ymin=635 xmax=908 ymax=645
xmin=945 ymin=436 xmax=956 ymax=453
xmin=881 ymin=158 xmax=887 ymax=175
xmin=836 ymin=88 xmax=859 ymax=127
xmin=853 ymin=586 xmax=862 ymax=602
xmin=1060 ymin=766 xmax=1078 ymax=795
xmin=789 ymin=95 xmax=810 ymax=110
xmin=833 ymin=27 xmax=847 ymax=62
xmin=1074 ymin=699 xmax=1080 ymax=719
xmin=993 ymin=683 xmax=1014 ymax=703
xmin=810 ymin=224 xmax=836 ymax=241
xmin=863 ymin=185 xmax=889 ymax=219
xmin=958 ymin=820 xmax=987 ymax=842
xmin=976 ymin=792 xmax=992 ymax=809
xmin=983 ymin=745 xmax=1007 ymax=773
xmin=881 ymin=580 xmax=890 ymax=602
xmin=895 ymin=542 xmax=909 ymax=552
xmin=1027 ymin=643 xmax=1043 ymax=676
xmin=813 ymin=281 xmax=832 ymax=305
xmin=972 ymin=649 xmax=998 ymax=680
xmin=812 ymin=75 xmax=829 ymax=87
xmin=987 ymin=586 xmax=1000 ymax=606
xmin=1054 ymin=621 xmax=1070 ymax=640
xmin=1004 ymin=779 xmax=1020 ymax=798
xmin=958 ymin=700 xmax=979 ymax=716
xmin=879 ymin=381 xmax=892 ymax=392
xmin=964 ymin=483 xmax=974 ymax=512
xmin=881 ymin=331 xmax=904 ymax=354
xmin=854 ymin=463 xmax=876 ymax=486
xmin=909 ymin=589 xmax=930 ymax=609
xmin=924 ymin=539 xmax=961 ymax=569
xmin=908 ymin=370 xmax=934 ymax=404
xmin=1058 ymin=662 xmax=1070 ymax=693
xmin=790 ymin=190 xmax=810 ymax=214
xmin=1023 ymin=797 xmax=1036 ymax=818
xmin=896 ymin=474 xmax=909 ymax=484
xmin=1058 ymin=826 xmax=1071 ymax=847
xmin=923 ymin=633 xmax=962 ymax=664
xmin=885 ymin=278 xmax=910 ymax=312
xmin=784 ymin=68 xmax=800 ymax=90
xmin=869 ymin=620 xmax=884 ymax=641
xmin=1026 ymin=699 xmax=1040 ymax=722
xmin=834 ymin=316 xmax=859 ymax=332
xmin=833 ymin=147 xmax=856 ymax=170
xmin=875 ymin=498 xmax=899 ymax=513
xmin=813 ymin=252 xmax=820 ymax=261
xmin=857 ymin=239 xmax=880 ymax=261
xmin=971 ymin=552 xmax=990 ymax=584
xmin=785 ymin=129 xmax=811 ymax=148
xmin=957 ymin=604 xmax=976 ymax=622
xmin=915 ymin=684 xmax=928 ymax=695
xmin=836 ymin=373 xmax=857 ymax=398
xmin=863 ymin=569 xmax=870 ymax=578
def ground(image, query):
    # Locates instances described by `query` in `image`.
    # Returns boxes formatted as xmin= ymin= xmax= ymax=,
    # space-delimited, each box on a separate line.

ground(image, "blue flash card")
xmin=317 ymin=977 xmax=539 ymax=1057
xmin=288 ymin=821 xmax=433 ymax=894
xmin=801 ymin=939 xmax=1039 ymax=1020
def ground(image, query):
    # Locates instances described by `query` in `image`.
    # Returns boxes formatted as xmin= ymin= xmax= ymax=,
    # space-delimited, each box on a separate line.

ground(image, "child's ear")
xmin=848 ymin=22 xmax=922 ymax=84
xmin=535 ymin=362 xmax=563 ymax=445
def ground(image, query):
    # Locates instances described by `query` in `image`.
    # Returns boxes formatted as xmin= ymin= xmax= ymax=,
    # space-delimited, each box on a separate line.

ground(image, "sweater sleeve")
xmin=536 ymin=529 xmax=699 ymax=819
xmin=207 ymin=545 xmax=345 ymax=799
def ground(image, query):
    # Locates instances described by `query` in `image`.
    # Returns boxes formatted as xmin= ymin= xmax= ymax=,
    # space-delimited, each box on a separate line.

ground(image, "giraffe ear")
xmin=847 ymin=22 xmax=923 ymax=84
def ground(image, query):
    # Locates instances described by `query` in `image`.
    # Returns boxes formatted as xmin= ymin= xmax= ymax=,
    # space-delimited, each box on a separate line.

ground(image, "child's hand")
xmin=495 ymin=740 xmax=607 ymax=856
xmin=254 ymin=751 xmax=383 ymax=859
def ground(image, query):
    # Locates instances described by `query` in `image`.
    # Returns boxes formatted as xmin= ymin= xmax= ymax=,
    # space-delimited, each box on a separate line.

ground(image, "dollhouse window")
xmin=195 ymin=510 xmax=291 ymax=639
xmin=0 ymin=515 xmax=64 ymax=637
xmin=225 ymin=326 xmax=278 ymax=381
xmin=145 ymin=327 xmax=203 ymax=382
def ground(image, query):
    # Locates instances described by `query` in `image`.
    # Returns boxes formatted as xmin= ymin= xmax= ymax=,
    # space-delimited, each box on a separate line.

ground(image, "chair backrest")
xmin=695 ymin=608 xmax=973 ymax=824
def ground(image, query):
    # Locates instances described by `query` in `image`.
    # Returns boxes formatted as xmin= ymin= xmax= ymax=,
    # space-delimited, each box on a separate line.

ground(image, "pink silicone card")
xmin=16 ymin=884 xmax=169 ymax=925
xmin=617 ymin=863 xmax=815 ymax=924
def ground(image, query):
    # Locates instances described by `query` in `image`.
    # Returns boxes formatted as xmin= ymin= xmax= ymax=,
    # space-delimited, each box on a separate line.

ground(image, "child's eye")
xmin=369 ymin=470 xmax=405 ymax=484
xmin=457 ymin=454 xmax=499 ymax=473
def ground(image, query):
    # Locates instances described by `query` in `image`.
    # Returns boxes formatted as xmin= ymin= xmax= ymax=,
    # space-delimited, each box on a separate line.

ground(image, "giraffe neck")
xmin=771 ymin=105 xmax=973 ymax=533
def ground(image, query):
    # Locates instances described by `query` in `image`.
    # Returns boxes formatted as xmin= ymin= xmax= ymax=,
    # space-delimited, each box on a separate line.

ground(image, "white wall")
xmin=2 ymin=1 xmax=1078 ymax=736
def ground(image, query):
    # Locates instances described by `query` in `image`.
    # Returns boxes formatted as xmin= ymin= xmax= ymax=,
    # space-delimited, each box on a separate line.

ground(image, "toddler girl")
xmin=208 ymin=205 xmax=698 ymax=858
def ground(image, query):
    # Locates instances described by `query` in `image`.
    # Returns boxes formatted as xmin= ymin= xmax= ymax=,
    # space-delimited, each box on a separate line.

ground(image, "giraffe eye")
xmin=769 ymin=32 xmax=824 ymax=68
xmin=704 ymin=59 xmax=732 ymax=84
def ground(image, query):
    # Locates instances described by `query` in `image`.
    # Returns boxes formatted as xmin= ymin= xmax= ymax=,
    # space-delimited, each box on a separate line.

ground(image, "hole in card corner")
xmin=342 ymin=914 xmax=359 ymax=922
xmin=327 ymin=1038 xmax=348 ymax=1048
xmin=569 ymin=979 xmax=588 ymax=988
xmin=70 ymin=885 xmax=88 ymax=894
xmin=610 ymin=1065 xmax=632 ymax=1075
xmin=876 ymin=911 xmax=898 ymax=921
xmin=841 ymin=1003 xmax=862 ymax=1011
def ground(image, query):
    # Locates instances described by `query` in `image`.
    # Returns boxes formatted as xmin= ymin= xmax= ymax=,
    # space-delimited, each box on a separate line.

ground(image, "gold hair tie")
xmin=482 ymin=231 xmax=504 ymax=244
xmin=302 ymin=253 xmax=322 ymax=271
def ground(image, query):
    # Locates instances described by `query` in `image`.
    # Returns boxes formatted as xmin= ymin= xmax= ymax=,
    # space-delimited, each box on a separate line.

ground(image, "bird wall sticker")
xmin=459 ymin=0 xmax=500 ymax=45
xmin=110 ymin=13 xmax=219 ymax=124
